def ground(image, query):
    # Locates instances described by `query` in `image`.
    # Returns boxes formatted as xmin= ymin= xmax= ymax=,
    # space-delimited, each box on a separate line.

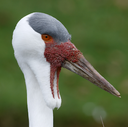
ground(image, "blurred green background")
xmin=0 ymin=0 xmax=128 ymax=127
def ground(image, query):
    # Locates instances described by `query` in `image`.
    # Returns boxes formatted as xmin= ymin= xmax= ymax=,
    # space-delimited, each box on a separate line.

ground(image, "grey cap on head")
xmin=28 ymin=12 xmax=71 ymax=43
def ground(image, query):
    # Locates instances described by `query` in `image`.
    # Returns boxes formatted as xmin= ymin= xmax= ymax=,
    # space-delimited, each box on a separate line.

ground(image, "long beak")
xmin=62 ymin=54 xmax=121 ymax=98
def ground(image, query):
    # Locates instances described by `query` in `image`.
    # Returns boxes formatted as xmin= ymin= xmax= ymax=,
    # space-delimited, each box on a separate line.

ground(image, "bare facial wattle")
xmin=44 ymin=41 xmax=81 ymax=98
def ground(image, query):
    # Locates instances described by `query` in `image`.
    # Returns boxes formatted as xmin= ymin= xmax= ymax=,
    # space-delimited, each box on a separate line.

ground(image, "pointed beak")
xmin=44 ymin=39 xmax=120 ymax=98
xmin=62 ymin=54 xmax=121 ymax=98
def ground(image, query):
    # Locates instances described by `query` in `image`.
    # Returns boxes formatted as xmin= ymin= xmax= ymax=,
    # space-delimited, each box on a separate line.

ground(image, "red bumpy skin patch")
xmin=44 ymin=41 xmax=81 ymax=98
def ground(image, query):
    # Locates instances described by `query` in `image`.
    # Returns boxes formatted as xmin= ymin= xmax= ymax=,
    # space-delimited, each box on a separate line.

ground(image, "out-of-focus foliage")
xmin=0 ymin=0 xmax=128 ymax=127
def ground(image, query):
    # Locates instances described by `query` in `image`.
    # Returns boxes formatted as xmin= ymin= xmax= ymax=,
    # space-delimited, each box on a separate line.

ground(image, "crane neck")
xmin=24 ymin=65 xmax=53 ymax=127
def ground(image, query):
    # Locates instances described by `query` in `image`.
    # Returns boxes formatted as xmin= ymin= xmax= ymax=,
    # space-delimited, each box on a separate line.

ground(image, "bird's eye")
xmin=41 ymin=34 xmax=52 ymax=42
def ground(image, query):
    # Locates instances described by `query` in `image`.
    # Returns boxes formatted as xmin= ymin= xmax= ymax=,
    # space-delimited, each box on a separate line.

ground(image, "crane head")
xmin=12 ymin=12 xmax=120 ymax=109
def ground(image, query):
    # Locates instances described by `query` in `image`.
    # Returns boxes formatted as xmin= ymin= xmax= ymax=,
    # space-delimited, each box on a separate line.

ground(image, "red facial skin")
xmin=44 ymin=37 xmax=81 ymax=98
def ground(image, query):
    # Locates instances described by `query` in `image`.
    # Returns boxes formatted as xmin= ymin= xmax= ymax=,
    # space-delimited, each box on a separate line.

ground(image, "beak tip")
xmin=117 ymin=93 xmax=121 ymax=98
xmin=117 ymin=94 xmax=121 ymax=98
xmin=114 ymin=90 xmax=121 ymax=98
